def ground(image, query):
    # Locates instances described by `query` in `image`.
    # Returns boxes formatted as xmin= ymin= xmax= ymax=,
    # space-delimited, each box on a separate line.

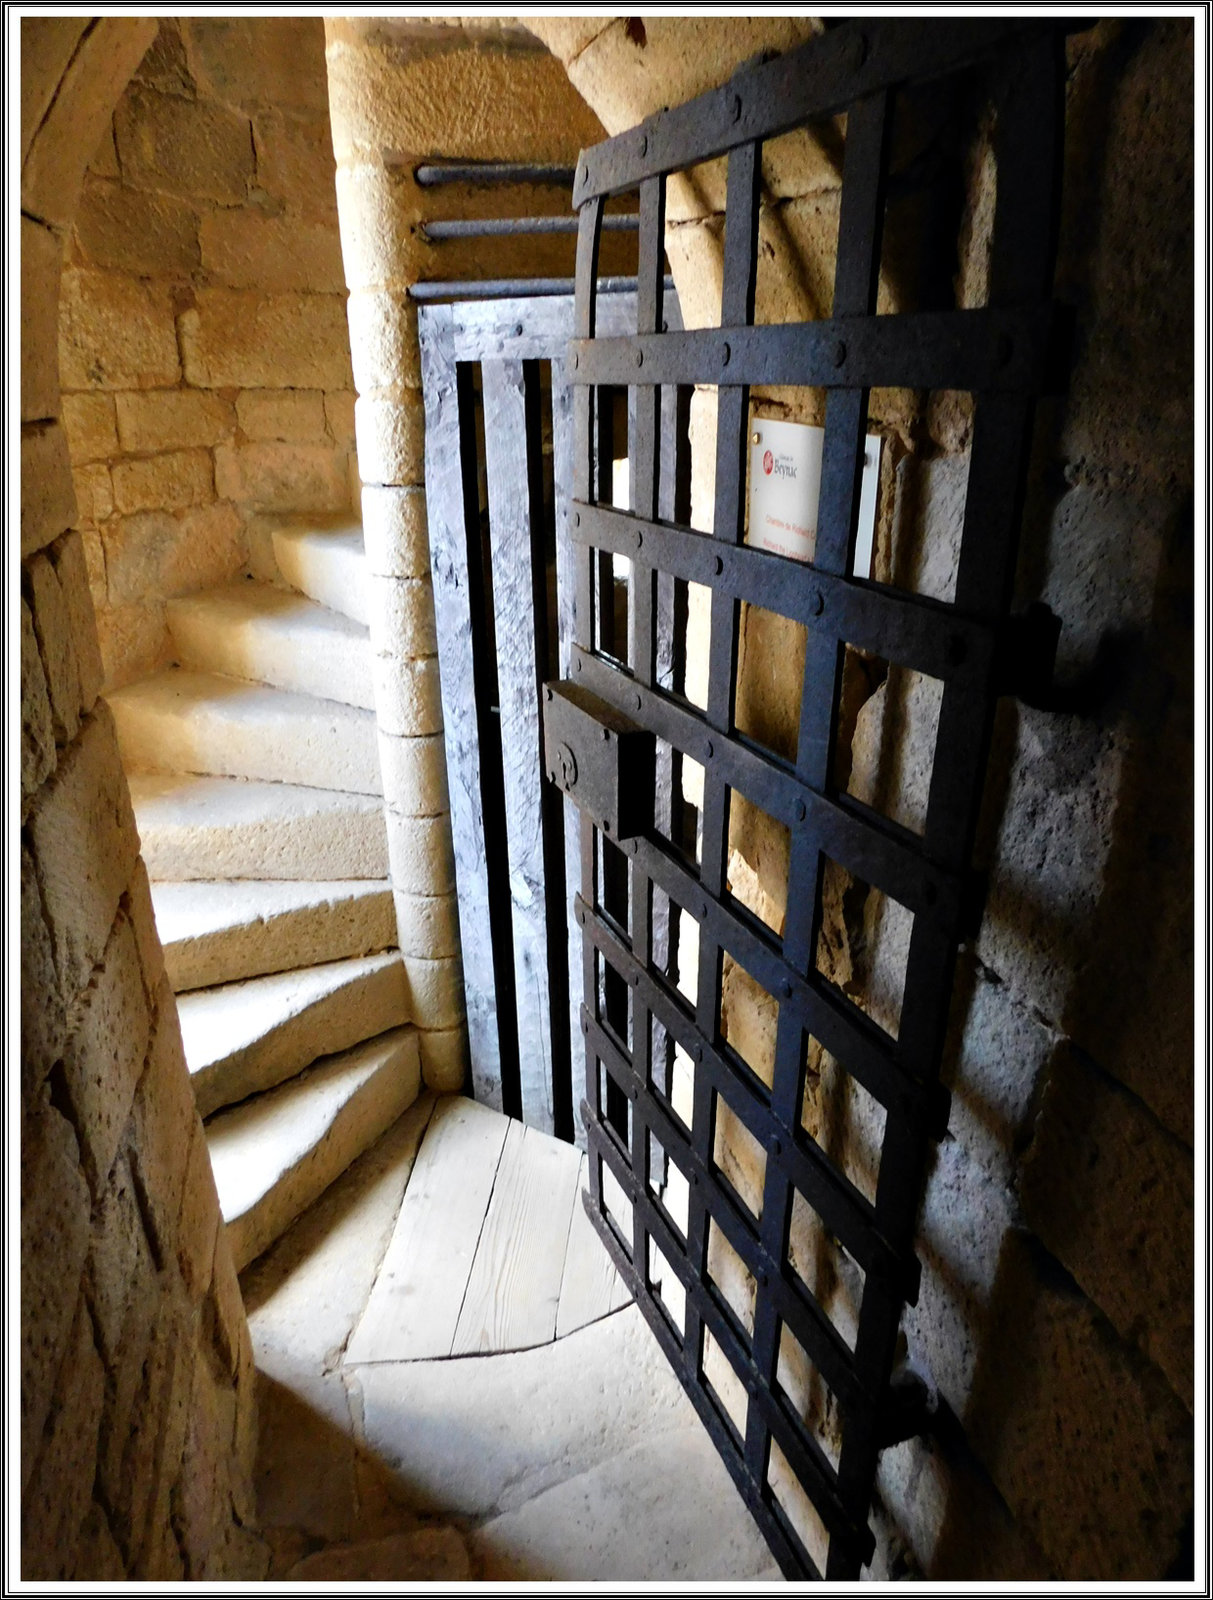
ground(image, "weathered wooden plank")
xmin=418 ymin=309 xmax=505 ymax=1112
xmin=551 ymin=367 xmax=588 ymax=1149
xmin=556 ymin=1154 xmax=629 ymax=1337
xmin=481 ymin=356 xmax=559 ymax=1135
xmin=452 ymin=1119 xmax=583 ymax=1355
xmin=344 ymin=1095 xmax=508 ymax=1362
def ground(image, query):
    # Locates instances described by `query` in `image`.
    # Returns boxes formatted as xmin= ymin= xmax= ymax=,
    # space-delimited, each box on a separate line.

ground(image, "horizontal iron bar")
xmin=585 ymin=1116 xmax=877 ymax=1568
xmin=574 ymin=19 xmax=1053 ymax=202
xmin=416 ymin=161 xmax=577 ymax=187
xmin=568 ymin=305 xmax=1067 ymax=395
xmin=573 ymin=501 xmax=997 ymax=688
xmin=409 ymin=275 xmax=654 ymax=303
xmin=575 ymin=645 xmax=964 ymax=920
xmin=576 ymin=899 xmax=919 ymax=1298
xmin=423 ymin=214 xmax=639 ymax=240
xmin=577 ymin=1181 xmax=823 ymax=1580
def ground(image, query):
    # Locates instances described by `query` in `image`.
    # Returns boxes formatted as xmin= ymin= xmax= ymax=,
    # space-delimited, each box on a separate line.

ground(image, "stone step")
xmin=178 ymin=950 xmax=409 ymax=1119
xmin=109 ymin=669 xmax=382 ymax=795
xmin=272 ymin=522 xmax=369 ymax=626
xmin=207 ymin=1025 xmax=420 ymax=1271
xmin=167 ymin=583 xmax=374 ymax=710
xmin=129 ymin=774 xmax=389 ymax=882
xmin=151 ymin=878 xmax=396 ymax=993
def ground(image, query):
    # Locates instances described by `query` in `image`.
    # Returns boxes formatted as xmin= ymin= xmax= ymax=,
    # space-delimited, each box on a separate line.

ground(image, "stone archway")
xmin=21 ymin=18 xmax=262 ymax=1581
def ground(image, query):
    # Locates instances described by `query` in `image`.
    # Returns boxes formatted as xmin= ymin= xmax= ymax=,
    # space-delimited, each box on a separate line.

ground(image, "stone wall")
xmin=21 ymin=18 xmax=265 ymax=1580
xmin=57 ymin=19 xmax=357 ymax=691
xmin=533 ymin=16 xmax=1195 ymax=1582
xmin=323 ymin=19 xmax=618 ymax=1093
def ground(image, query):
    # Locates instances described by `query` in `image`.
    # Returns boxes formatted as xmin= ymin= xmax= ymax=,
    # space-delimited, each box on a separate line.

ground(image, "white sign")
xmin=748 ymin=417 xmax=882 ymax=578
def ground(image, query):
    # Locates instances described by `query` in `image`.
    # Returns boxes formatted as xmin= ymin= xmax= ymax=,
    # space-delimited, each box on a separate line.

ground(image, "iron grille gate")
xmin=543 ymin=19 xmax=1073 ymax=1580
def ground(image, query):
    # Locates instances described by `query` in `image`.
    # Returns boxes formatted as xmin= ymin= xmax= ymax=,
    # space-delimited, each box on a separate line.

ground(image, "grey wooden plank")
xmin=481 ymin=357 xmax=557 ymax=1135
xmin=418 ymin=307 xmax=503 ymax=1112
xmin=551 ymin=369 xmax=587 ymax=1149
xmin=556 ymin=1155 xmax=628 ymax=1338
xmin=447 ymin=291 xmax=642 ymax=364
xmin=344 ymin=1096 xmax=508 ymax=1362
xmin=452 ymin=1119 xmax=583 ymax=1355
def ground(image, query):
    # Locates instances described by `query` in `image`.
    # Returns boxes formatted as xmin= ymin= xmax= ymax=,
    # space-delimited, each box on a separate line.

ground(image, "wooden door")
xmin=418 ymin=291 xmax=685 ymax=1140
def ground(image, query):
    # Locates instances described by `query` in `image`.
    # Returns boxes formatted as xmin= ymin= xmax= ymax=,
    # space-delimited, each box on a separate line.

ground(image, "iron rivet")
xmin=832 ymin=340 xmax=847 ymax=368
xmin=714 ymin=554 xmax=724 ymax=575
xmin=630 ymin=972 xmax=638 ymax=987
xmin=575 ymin=657 xmax=582 ymax=672
xmin=574 ymin=510 xmax=581 ymax=527
xmin=706 ymin=739 xmax=714 ymax=758
xmin=782 ymin=980 xmax=793 ymax=998
xmin=811 ymin=589 xmax=825 ymax=617
xmin=602 ymin=727 xmax=611 ymax=741
xmin=731 ymin=93 xmax=743 ymax=122
xmin=635 ymin=693 xmax=642 ymax=711
xmin=690 ymin=1171 xmax=699 ymax=1186
xmin=699 ymin=899 xmax=709 ymax=919
xmin=573 ymin=351 xmax=580 ymax=369
xmin=545 ymin=686 xmax=553 ymax=702
xmin=721 ymin=341 xmax=731 ymax=366
xmin=628 ymin=839 xmax=638 ymax=855
xmin=759 ymin=1271 xmax=768 ymax=1289
xmin=577 ymin=904 xmax=585 ymax=925
xmin=772 ymin=1137 xmax=782 ymax=1156
xmin=636 ymin=528 xmax=644 ymax=548
xmin=795 ymin=799 xmax=807 ymax=823
xmin=581 ymin=1014 xmax=589 ymax=1032
xmin=603 ymin=818 xmax=612 ymax=834
xmin=635 ymin=348 xmax=644 ymax=368
xmin=640 ymin=133 xmax=648 ymax=156
xmin=514 ymin=323 xmax=524 ymax=337
xmin=629 ymin=1084 xmax=637 ymax=1098
xmin=693 ymin=1043 xmax=704 ymax=1062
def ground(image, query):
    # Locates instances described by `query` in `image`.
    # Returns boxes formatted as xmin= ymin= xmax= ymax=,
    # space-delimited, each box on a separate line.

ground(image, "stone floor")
xmin=241 ymin=1091 xmax=783 ymax=1583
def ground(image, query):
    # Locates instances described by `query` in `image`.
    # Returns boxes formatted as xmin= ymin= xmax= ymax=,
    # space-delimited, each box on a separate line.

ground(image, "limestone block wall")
xmin=323 ymin=19 xmax=615 ymax=1092
xmin=21 ymin=19 xmax=264 ymax=1580
xmin=56 ymin=18 xmax=357 ymax=692
xmin=534 ymin=16 xmax=1194 ymax=1582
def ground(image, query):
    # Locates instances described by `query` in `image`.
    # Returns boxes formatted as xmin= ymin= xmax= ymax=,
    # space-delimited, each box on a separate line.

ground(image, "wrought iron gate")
xmin=543 ymin=19 xmax=1072 ymax=1579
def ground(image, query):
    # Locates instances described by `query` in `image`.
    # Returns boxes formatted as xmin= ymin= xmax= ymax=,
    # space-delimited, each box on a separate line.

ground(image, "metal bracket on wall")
xmin=556 ymin=17 xmax=1077 ymax=1581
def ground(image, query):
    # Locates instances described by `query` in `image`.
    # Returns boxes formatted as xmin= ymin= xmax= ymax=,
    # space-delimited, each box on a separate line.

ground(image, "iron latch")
xmin=542 ymin=680 xmax=655 ymax=842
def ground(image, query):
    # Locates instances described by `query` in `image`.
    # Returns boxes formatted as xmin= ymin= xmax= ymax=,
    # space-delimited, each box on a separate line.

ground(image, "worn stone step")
xmin=129 ymin=774 xmax=389 ymax=882
xmin=273 ymin=522 xmax=368 ymax=626
xmin=178 ymin=950 xmax=409 ymax=1119
xmin=207 ymin=1025 xmax=420 ymax=1271
xmin=167 ymin=583 xmax=374 ymax=710
xmin=109 ymin=668 xmax=382 ymax=795
xmin=151 ymin=879 xmax=397 ymax=993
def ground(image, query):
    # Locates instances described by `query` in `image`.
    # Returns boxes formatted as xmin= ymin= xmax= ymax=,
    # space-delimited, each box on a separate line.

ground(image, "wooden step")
xmin=178 ymin=950 xmax=408 ymax=1119
xmin=151 ymin=878 xmax=396 ymax=993
xmin=167 ymin=583 xmax=374 ymax=710
xmin=347 ymin=1097 xmax=630 ymax=1363
xmin=207 ymin=1025 xmax=420 ymax=1271
xmin=109 ymin=668 xmax=382 ymax=795
xmin=129 ymin=774 xmax=389 ymax=882
xmin=272 ymin=522 xmax=368 ymax=626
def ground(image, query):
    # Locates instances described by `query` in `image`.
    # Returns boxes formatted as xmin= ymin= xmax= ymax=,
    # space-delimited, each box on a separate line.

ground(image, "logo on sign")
xmin=763 ymin=450 xmax=774 ymax=476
